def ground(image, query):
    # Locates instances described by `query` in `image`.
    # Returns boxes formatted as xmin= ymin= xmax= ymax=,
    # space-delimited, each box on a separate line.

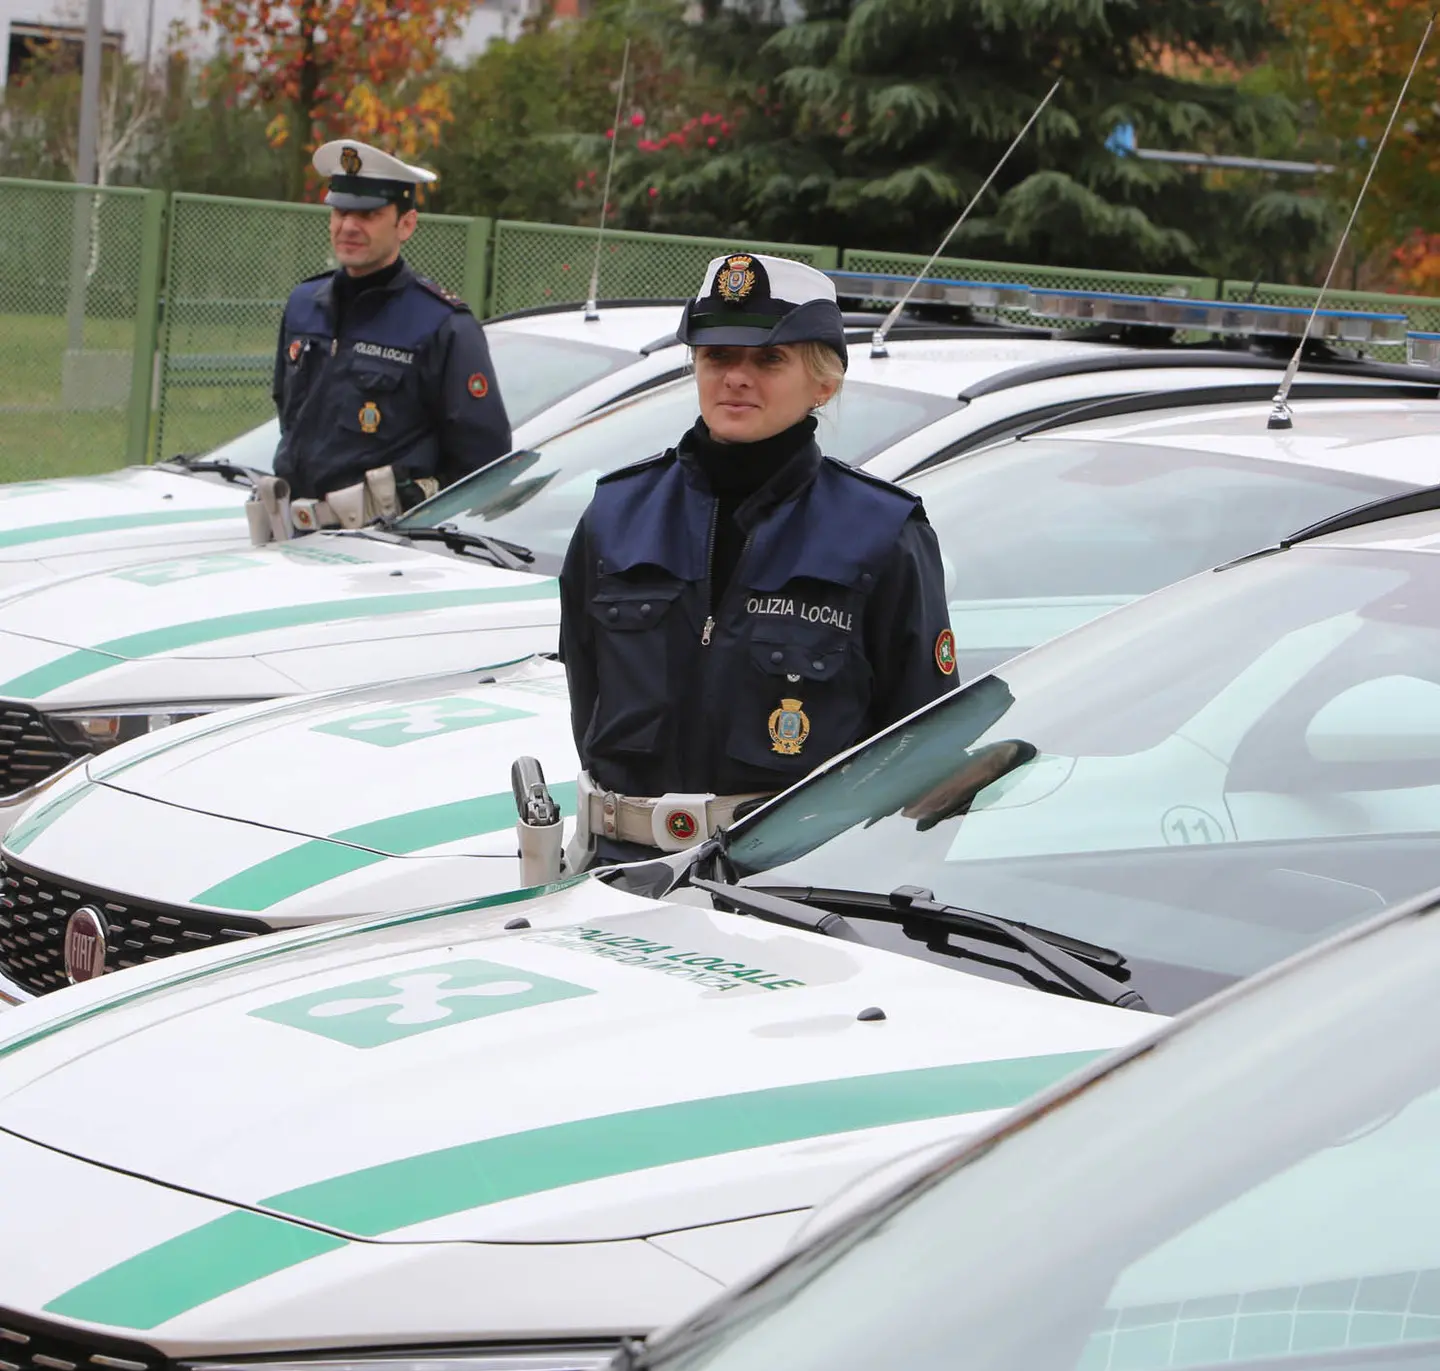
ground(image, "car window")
xmin=648 ymin=908 xmax=1440 ymax=1371
xmin=202 ymin=417 xmax=279 ymax=473
xmin=727 ymin=544 xmax=1440 ymax=1013
xmin=484 ymin=331 xmax=640 ymax=426
xmin=907 ymin=439 xmax=1406 ymax=679
xmin=401 ymin=379 xmax=961 ymax=572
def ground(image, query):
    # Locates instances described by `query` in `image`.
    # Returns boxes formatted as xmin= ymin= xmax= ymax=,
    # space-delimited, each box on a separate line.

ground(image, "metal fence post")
xmin=463 ymin=217 xmax=493 ymax=317
xmin=125 ymin=189 xmax=167 ymax=465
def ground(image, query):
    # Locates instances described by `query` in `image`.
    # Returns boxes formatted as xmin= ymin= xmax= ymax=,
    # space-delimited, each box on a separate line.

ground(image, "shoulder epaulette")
xmin=415 ymin=277 xmax=472 ymax=312
xmin=823 ymin=454 xmax=921 ymax=504
xmin=595 ymin=449 xmax=674 ymax=487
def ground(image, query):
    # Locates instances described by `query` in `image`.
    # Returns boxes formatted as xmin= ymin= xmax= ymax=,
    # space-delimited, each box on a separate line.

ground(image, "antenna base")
xmin=869 ymin=330 xmax=890 ymax=359
xmin=1267 ymin=400 xmax=1294 ymax=431
xmin=583 ymin=298 xmax=600 ymax=322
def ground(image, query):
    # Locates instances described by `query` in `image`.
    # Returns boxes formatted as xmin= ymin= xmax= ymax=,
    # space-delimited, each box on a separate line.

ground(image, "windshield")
xmin=728 ymin=535 xmax=1440 ymax=1013
xmin=648 ymin=899 xmax=1440 ymax=1371
xmin=910 ymin=437 xmax=1406 ymax=681
xmin=484 ymin=330 xmax=641 ymax=426
xmin=399 ymin=378 xmax=961 ymax=571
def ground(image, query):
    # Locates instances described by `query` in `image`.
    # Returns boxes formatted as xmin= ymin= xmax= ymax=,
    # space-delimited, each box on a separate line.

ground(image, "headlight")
xmin=47 ymin=703 xmax=258 ymax=751
xmin=186 ymin=1351 xmax=621 ymax=1371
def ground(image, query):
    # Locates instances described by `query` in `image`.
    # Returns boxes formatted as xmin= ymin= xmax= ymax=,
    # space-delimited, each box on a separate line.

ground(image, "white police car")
xmin=0 ymin=301 xmax=693 ymax=595
xmin=7 ymin=394 xmax=1440 ymax=1002
xmin=4 ymin=486 xmax=1440 ymax=1360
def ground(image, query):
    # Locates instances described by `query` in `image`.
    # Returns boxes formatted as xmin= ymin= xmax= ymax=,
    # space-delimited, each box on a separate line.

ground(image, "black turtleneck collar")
xmin=680 ymin=414 xmax=819 ymax=503
xmin=331 ymin=256 xmax=406 ymax=330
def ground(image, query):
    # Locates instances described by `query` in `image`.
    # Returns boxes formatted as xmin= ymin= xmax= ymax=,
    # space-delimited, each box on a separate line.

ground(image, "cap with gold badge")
xmin=312 ymin=140 xmax=437 ymax=213
xmin=676 ymin=250 xmax=847 ymax=369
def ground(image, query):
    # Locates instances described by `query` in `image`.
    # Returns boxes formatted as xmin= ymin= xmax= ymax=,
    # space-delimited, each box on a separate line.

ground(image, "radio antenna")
xmin=871 ymin=77 xmax=1061 ymax=358
xmin=1268 ymin=12 xmax=1435 ymax=430
xmin=585 ymin=38 xmax=632 ymax=323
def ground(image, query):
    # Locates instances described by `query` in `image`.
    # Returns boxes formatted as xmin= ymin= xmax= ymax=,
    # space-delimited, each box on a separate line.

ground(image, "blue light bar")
xmin=1028 ymin=288 xmax=1407 ymax=344
xmin=1408 ymin=332 xmax=1440 ymax=367
xmin=826 ymin=270 xmax=1032 ymax=312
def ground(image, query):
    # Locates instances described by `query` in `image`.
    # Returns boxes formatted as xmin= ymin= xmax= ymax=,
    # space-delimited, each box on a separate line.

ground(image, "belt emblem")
xmin=667 ymin=810 xmax=699 ymax=841
xmin=358 ymin=400 xmax=382 ymax=434
xmin=768 ymin=697 xmax=810 ymax=755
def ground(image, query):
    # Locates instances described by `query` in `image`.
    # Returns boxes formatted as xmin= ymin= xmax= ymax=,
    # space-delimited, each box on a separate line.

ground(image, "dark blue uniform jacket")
xmin=272 ymin=259 xmax=512 ymax=499
xmin=559 ymin=436 xmax=955 ymax=798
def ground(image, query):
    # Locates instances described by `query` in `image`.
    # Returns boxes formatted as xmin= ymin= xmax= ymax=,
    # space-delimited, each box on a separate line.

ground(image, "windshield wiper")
xmin=160 ymin=455 xmax=265 ymax=486
xmin=390 ymin=522 xmax=535 ymax=570
xmin=688 ymin=876 xmax=870 ymax=943
xmin=735 ymin=882 xmax=1150 ymax=1011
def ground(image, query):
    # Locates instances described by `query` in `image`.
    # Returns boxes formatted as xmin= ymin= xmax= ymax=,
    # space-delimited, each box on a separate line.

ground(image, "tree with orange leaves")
xmin=1275 ymin=0 xmax=1440 ymax=289
xmin=199 ymin=0 xmax=470 ymax=198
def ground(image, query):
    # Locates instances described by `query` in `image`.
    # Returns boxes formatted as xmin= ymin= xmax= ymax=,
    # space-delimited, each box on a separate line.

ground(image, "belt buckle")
xmin=650 ymin=793 xmax=713 ymax=852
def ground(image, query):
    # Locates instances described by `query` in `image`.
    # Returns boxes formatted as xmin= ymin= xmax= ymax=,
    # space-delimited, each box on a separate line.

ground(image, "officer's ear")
xmin=395 ymin=207 xmax=419 ymax=243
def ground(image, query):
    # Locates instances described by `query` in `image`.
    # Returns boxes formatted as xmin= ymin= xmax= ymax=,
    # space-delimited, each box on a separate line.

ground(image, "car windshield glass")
xmin=198 ymin=418 xmax=279 ymax=474
xmin=399 ymin=379 xmax=960 ymax=571
xmin=728 ymin=535 xmax=1440 ymax=1012
xmin=485 ymin=331 xmax=639 ymax=426
xmin=909 ymin=437 xmax=1406 ymax=680
xmin=648 ymin=901 xmax=1440 ymax=1371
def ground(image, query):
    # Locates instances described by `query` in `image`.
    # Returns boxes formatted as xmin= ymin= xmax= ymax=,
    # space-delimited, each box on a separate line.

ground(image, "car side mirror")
xmin=1305 ymin=676 xmax=1440 ymax=763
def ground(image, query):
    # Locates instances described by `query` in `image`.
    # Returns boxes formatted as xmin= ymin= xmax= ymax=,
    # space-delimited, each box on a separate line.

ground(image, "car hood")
xmin=0 ymin=468 xmax=250 ymax=587
xmin=0 ymin=876 xmax=1151 ymax=1256
xmin=2 ymin=661 xmax=582 ymax=921
xmin=0 ymin=534 xmax=561 ymax=705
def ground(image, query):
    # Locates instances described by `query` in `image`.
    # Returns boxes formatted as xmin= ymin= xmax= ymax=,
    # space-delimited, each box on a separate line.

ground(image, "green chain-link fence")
xmin=0 ymin=178 xmax=162 ymax=482
xmin=153 ymin=193 xmax=488 ymax=461
xmin=490 ymin=221 xmax=838 ymax=315
xmin=12 ymin=172 xmax=1440 ymax=483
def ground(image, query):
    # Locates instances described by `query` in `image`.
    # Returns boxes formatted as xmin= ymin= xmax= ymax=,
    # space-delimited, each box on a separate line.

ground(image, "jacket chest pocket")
xmin=584 ymin=580 xmax=685 ymax=758
xmin=338 ymin=366 xmax=409 ymax=435
xmin=728 ymin=619 xmax=871 ymax=777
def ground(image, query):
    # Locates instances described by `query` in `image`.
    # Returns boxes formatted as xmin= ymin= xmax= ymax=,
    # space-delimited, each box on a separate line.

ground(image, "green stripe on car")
xmin=0 ymin=876 xmax=590 ymax=1062
xmin=0 ymin=507 xmax=242 ymax=551
xmin=5 ymin=780 xmax=95 ymax=855
xmin=44 ymin=1209 xmax=347 ymax=1330
xmin=45 ymin=1051 xmax=1102 ymax=1329
xmin=192 ymin=783 xmax=578 ymax=911
xmin=0 ymin=580 xmax=560 ymax=699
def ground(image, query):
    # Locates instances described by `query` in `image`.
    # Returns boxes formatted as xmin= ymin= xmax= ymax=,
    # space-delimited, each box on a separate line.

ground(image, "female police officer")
xmin=558 ymin=251 xmax=956 ymax=866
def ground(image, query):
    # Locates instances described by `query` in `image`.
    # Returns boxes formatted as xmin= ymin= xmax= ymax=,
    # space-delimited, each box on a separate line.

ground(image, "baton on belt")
xmin=512 ymin=756 xmax=563 ymax=885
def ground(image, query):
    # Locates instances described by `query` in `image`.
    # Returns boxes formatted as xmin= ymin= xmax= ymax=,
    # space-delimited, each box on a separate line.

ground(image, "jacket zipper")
xmin=700 ymin=501 xmax=719 ymax=646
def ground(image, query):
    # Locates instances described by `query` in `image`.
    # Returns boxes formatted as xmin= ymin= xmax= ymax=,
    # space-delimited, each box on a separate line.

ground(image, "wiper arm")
xmin=392 ymin=522 xmax=535 ymax=570
xmin=688 ymin=876 xmax=869 ymax=943
xmin=161 ymin=456 xmax=265 ymax=487
xmin=747 ymin=883 xmax=1150 ymax=1011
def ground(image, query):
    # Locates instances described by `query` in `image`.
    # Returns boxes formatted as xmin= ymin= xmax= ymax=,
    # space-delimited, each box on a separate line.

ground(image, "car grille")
xmin=0 ymin=857 xmax=269 ymax=996
xmin=0 ymin=704 xmax=85 ymax=800
xmin=0 ymin=1310 xmax=162 ymax=1371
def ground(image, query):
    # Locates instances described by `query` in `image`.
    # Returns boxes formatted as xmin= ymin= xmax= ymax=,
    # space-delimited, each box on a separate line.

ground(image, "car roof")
xmin=1004 ymin=396 xmax=1440 ymax=486
xmin=486 ymin=301 xmax=684 ymax=353
xmin=846 ymin=336 xmax=1139 ymax=397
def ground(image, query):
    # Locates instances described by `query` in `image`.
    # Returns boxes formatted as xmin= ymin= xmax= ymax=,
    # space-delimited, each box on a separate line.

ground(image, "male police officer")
xmin=268 ymin=139 xmax=511 ymax=532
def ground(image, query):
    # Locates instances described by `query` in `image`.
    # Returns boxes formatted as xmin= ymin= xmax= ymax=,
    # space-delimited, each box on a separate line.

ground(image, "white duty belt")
xmin=246 ymin=468 xmax=438 ymax=544
xmin=575 ymin=770 xmax=774 ymax=854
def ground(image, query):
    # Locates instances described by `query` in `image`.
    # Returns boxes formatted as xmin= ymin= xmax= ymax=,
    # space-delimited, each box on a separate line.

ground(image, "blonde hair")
xmin=797 ymin=341 xmax=845 ymax=398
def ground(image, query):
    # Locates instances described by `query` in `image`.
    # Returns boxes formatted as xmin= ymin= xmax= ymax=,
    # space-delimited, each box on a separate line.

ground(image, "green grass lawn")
xmin=1 ymin=310 xmax=277 ymax=482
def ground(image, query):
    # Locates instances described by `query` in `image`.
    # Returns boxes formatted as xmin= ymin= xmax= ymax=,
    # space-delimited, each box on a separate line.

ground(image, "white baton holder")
xmin=517 ymin=816 xmax=565 ymax=887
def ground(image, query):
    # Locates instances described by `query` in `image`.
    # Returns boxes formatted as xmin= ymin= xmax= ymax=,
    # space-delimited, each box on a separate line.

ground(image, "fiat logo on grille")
xmin=63 ymin=905 xmax=109 ymax=983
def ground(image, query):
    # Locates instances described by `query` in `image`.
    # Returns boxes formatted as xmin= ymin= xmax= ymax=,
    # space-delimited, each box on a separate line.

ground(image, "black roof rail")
xmin=1011 ymin=378 xmax=1440 ymax=440
xmin=1281 ymin=484 xmax=1440 ymax=549
xmin=959 ymin=348 xmax=1440 ymax=403
xmin=897 ymin=380 xmax=1440 ymax=481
